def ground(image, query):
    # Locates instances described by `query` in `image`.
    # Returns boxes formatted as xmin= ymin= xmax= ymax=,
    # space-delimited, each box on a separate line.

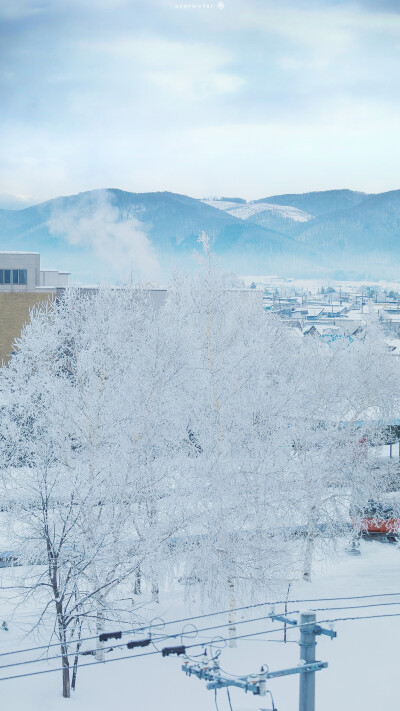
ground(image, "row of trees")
xmin=0 ymin=240 xmax=398 ymax=696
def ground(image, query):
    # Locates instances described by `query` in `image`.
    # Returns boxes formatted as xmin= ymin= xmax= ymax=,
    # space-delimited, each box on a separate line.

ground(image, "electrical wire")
xmin=0 ymin=610 xmax=301 ymax=672
xmin=319 ymin=612 xmax=400 ymax=625
xmin=0 ymin=597 xmax=398 ymax=674
xmin=2 ymin=611 xmax=400 ymax=684
xmin=307 ymin=600 xmax=400 ymax=613
xmin=226 ymin=687 xmax=234 ymax=711
xmin=1 ymin=589 xmax=399 ymax=660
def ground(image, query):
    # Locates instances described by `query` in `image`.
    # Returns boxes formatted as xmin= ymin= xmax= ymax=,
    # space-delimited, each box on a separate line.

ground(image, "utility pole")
xmin=298 ymin=612 xmax=336 ymax=711
xmin=182 ymin=613 xmax=336 ymax=710
xmin=299 ymin=612 xmax=316 ymax=711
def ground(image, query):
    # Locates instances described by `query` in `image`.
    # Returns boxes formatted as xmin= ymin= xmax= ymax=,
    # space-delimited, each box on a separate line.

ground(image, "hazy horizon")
xmin=0 ymin=185 xmax=396 ymax=212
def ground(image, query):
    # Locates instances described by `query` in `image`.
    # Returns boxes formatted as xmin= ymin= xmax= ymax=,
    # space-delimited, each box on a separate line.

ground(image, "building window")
xmin=0 ymin=269 xmax=27 ymax=285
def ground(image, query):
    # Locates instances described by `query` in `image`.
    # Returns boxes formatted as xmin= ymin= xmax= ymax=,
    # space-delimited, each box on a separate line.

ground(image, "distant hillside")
xmin=255 ymin=190 xmax=370 ymax=217
xmin=291 ymin=189 xmax=400 ymax=276
xmin=203 ymin=199 xmax=313 ymax=237
xmin=1 ymin=187 xmax=400 ymax=281
xmin=205 ymin=188 xmax=400 ymax=278
xmin=205 ymin=197 xmax=247 ymax=204
xmin=0 ymin=189 xmax=319 ymax=281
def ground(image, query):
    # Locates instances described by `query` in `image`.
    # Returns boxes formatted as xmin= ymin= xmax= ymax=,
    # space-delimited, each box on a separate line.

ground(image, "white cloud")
xmin=1 ymin=0 xmax=400 ymax=199
xmin=47 ymin=191 xmax=160 ymax=282
xmin=80 ymin=37 xmax=244 ymax=100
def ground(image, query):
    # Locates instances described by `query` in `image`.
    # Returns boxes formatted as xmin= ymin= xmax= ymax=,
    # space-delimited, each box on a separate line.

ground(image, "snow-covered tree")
xmin=166 ymin=238 xmax=298 ymax=614
xmin=0 ymin=287 xmax=189 ymax=696
xmin=283 ymin=317 xmax=399 ymax=581
xmin=0 ymin=257 xmax=398 ymax=701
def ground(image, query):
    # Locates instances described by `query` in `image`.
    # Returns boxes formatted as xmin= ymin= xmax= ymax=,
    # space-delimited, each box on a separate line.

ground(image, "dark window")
xmin=0 ymin=268 xmax=27 ymax=285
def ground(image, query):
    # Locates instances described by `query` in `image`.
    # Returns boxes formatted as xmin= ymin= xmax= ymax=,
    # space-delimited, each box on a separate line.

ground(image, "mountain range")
xmin=0 ymin=187 xmax=399 ymax=281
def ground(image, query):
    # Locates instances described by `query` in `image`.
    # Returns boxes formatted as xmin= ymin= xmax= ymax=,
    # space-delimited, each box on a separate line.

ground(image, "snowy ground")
xmin=0 ymin=540 xmax=399 ymax=710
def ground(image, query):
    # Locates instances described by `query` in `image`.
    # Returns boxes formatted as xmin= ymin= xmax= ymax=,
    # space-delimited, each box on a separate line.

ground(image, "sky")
xmin=1 ymin=0 xmax=400 ymax=203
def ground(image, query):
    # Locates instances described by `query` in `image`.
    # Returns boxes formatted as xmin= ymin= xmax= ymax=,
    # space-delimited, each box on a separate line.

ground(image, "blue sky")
xmin=1 ymin=0 xmax=400 ymax=202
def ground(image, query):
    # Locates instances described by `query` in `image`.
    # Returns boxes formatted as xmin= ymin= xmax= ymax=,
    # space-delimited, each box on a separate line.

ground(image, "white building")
xmin=0 ymin=252 xmax=69 ymax=292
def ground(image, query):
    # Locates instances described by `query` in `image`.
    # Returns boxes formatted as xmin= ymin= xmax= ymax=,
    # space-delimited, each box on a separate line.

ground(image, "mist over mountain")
xmin=204 ymin=189 xmax=400 ymax=279
xmin=0 ymin=189 xmax=319 ymax=282
xmin=0 ymin=187 xmax=399 ymax=282
xmin=290 ymin=189 xmax=400 ymax=277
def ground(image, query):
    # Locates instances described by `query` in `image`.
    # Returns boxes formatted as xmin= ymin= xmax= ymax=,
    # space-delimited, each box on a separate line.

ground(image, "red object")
xmin=360 ymin=517 xmax=400 ymax=533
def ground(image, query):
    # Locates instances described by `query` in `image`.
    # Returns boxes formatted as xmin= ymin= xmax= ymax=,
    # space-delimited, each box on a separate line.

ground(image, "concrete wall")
xmin=40 ymin=270 xmax=70 ymax=288
xmin=0 ymin=291 xmax=55 ymax=364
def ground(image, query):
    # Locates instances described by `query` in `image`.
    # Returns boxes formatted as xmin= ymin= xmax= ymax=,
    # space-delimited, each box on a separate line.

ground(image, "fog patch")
xmin=48 ymin=190 xmax=160 ymax=282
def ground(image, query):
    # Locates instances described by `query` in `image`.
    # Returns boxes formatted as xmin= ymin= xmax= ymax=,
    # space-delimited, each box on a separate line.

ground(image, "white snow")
xmin=203 ymin=200 xmax=314 ymax=222
xmin=1 ymin=541 xmax=399 ymax=710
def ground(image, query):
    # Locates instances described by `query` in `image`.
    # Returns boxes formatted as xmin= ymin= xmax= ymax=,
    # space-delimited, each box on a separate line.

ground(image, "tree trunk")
xmin=96 ymin=596 xmax=106 ymax=661
xmin=228 ymin=576 xmax=236 ymax=648
xmin=151 ymin=580 xmax=159 ymax=603
xmin=303 ymin=532 xmax=315 ymax=582
xmin=303 ymin=504 xmax=317 ymax=582
xmin=71 ymin=623 xmax=82 ymax=691
xmin=59 ymin=634 xmax=70 ymax=698
xmin=56 ymin=602 xmax=70 ymax=698
xmin=62 ymin=651 xmax=70 ymax=699
xmin=134 ymin=568 xmax=141 ymax=596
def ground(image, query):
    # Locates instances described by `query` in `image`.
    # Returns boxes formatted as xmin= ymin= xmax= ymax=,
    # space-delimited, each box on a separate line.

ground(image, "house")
xmin=305 ymin=309 xmax=324 ymax=321
xmin=322 ymin=305 xmax=348 ymax=318
xmin=303 ymin=325 xmax=320 ymax=336
xmin=0 ymin=252 xmax=70 ymax=363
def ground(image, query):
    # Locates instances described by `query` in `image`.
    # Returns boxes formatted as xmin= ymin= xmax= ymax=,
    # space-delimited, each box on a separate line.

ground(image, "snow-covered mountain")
xmin=204 ymin=189 xmax=400 ymax=278
xmin=1 ymin=187 xmax=400 ymax=281
xmin=0 ymin=189 xmax=318 ymax=282
xmin=255 ymin=189 xmax=370 ymax=217
xmin=203 ymin=199 xmax=313 ymax=236
xmin=203 ymin=199 xmax=313 ymax=222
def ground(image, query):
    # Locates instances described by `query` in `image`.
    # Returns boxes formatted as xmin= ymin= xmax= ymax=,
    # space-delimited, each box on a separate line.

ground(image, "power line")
xmin=0 ymin=645 xmax=162 ymax=683
xmin=0 ymin=619 xmax=303 ymax=678
xmin=0 ymin=609 xmax=299 ymax=672
xmin=319 ymin=612 xmax=400 ymax=625
xmin=5 ymin=597 xmax=400 ymax=673
xmin=0 ymin=591 xmax=400 ymax=657
xmin=1 ymin=610 xmax=400 ymax=684
xmin=307 ymin=600 xmax=400 ymax=613
xmin=1 ymin=589 xmax=399 ymax=660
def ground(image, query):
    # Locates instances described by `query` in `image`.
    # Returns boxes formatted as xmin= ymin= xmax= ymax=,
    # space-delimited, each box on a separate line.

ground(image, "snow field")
xmin=203 ymin=200 xmax=313 ymax=222
xmin=0 ymin=539 xmax=399 ymax=711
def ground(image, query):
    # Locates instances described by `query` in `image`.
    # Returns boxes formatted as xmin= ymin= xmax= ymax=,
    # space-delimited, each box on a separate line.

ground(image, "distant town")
xmin=242 ymin=276 xmax=400 ymax=344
